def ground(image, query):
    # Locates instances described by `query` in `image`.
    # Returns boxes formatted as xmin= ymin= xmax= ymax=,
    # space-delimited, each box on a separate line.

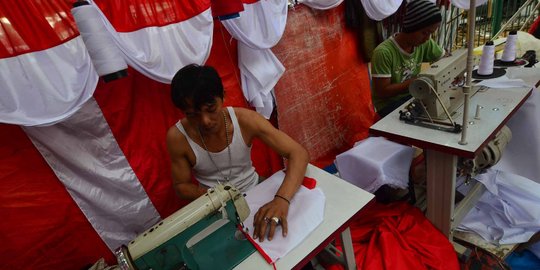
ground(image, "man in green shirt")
xmin=371 ymin=0 xmax=444 ymax=117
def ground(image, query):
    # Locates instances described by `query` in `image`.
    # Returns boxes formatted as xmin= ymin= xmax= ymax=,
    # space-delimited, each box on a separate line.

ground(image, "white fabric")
xmin=334 ymin=136 xmax=414 ymax=193
xmin=175 ymin=107 xmax=258 ymax=192
xmin=222 ymin=0 xmax=288 ymax=118
xmin=23 ymin=98 xmax=161 ymax=251
xmin=474 ymin=75 xmax=530 ymax=89
xmin=360 ymin=0 xmax=403 ymax=21
xmin=238 ymin=43 xmax=285 ymax=118
xmin=244 ymin=170 xmax=325 ymax=263
xmin=493 ymin=89 xmax=540 ymax=183
xmin=90 ymin=1 xmax=213 ymax=83
xmin=451 ymin=0 xmax=489 ymax=10
xmin=0 ymin=37 xmax=98 ymax=126
xmin=359 ymin=0 xmax=489 ymax=21
xmin=298 ymin=0 xmax=343 ymax=10
xmin=457 ymin=170 xmax=540 ymax=245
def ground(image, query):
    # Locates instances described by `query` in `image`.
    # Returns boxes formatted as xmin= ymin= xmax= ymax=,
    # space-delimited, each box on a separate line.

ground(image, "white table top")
xmin=370 ymin=67 xmax=537 ymax=158
xmin=235 ymin=164 xmax=375 ymax=269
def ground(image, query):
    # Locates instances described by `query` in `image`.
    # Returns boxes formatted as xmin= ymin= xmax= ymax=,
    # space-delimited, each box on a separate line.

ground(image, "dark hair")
xmin=170 ymin=64 xmax=224 ymax=111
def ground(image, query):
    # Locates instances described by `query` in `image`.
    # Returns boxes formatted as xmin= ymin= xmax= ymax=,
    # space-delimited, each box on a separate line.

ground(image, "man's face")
xmin=410 ymin=22 xmax=440 ymax=46
xmin=183 ymin=97 xmax=224 ymax=135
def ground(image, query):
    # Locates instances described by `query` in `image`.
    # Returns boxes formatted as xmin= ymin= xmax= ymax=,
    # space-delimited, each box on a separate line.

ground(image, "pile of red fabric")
xmin=327 ymin=201 xmax=459 ymax=270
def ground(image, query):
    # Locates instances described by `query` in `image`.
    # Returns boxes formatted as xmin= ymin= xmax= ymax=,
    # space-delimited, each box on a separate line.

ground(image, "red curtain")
xmin=0 ymin=1 xmax=282 ymax=269
xmin=93 ymin=0 xmax=210 ymax=32
xmin=0 ymin=0 xmax=77 ymax=57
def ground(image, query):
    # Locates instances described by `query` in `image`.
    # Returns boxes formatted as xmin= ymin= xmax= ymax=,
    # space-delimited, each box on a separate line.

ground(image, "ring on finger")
xmin=271 ymin=216 xmax=280 ymax=225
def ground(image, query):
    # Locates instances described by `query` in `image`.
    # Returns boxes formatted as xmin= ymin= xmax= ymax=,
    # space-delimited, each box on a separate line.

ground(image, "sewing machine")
xmin=397 ymin=48 xmax=514 ymax=173
xmin=399 ymin=49 xmax=478 ymax=133
xmin=115 ymin=184 xmax=255 ymax=270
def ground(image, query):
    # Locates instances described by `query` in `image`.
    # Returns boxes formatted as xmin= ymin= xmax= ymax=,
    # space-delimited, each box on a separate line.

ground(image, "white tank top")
xmin=175 ymin=107 xmax=258 ymax=192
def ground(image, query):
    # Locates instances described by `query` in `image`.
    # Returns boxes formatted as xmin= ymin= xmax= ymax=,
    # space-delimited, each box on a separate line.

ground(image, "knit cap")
xmin=402 ymin=0 xmax=442 ymax=33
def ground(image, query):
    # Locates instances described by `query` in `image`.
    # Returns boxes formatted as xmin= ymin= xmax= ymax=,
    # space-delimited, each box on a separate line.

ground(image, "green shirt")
xmin=371 ymin=36 xmax=443 ymax=111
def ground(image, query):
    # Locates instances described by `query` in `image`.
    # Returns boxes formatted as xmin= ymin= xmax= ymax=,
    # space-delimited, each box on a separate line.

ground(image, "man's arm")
xmin=371 ymin=47 xmax=413 ymax=100
xmin=236 ymin=108 xmax=310 ymax=242
xmin=372 ymin=76 xmax=414 ymax=99
xmin=166 ymin=126 xmax=207 ymax=200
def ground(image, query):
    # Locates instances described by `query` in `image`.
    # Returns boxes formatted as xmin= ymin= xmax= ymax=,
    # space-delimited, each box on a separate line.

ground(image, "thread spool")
xmin=501 ymin=30 xmax=518 ymax=63
xmin=72 ymin=1 xmax=128 ymax=82
xmin=478 ymin=41 xmax=495 ymax=76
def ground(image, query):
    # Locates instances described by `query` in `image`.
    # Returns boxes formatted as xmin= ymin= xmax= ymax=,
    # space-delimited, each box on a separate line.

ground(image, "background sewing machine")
xmin=397 ymin=48 xmax=513 ymax=175
xmin=371 ymin=45 xmax=535 ymax=239
xmin=399 ymin=49 xmax=476 ymax=133
xmin=115 ymin=184 xmax=255 ymax=270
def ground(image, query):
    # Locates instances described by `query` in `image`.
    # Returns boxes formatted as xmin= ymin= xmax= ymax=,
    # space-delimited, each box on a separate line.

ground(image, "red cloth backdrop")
xmin=0 ymin=1 xmax=384 ymax=269
xmin=0 ymin=0 xmax=281 ymax=269
xmin=273 ymin=4 xmax=377 ymax=167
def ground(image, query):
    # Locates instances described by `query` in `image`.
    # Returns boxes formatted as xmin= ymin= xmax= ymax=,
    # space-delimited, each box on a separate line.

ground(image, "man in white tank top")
xmin=166 ymin=64 xmax=310 ymax=242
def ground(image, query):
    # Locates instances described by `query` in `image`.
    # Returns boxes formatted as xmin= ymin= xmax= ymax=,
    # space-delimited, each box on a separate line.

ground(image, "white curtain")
xmin=0 ymin=37 xmax=98 ymax=126
xmin=360 ymin=0 xmax=403 ymax=21
xmin=297 ymin=0 xmax=343 ymax=10
xmin=222 ymin=0 xmax=288 ymax=118
xmin=88 ymin=1 xmax=214 ymax=83
xmin=359 ymin=0 xmax=489 ymax=21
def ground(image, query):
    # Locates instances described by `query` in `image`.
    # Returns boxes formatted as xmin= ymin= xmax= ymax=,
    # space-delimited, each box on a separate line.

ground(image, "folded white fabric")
xmin=243 ymin=170 xmax=325 ymax=263
xmin=457 ymin=169 xmax=540 ymax=245
xmin=335 ymin=136 xmax=414 ymax=193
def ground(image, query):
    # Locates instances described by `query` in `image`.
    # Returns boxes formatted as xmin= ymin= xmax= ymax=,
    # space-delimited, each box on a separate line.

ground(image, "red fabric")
xmin=239 ymin=224 xmax=274 ymax=264
xmin=0 ymin=2 xmax=282 ymax=269
xmin=272 ymin=4 xmax=377 ymax=164
xmin=210 ymin=0 xmax=244 ymax=18
xmin=326 ymin=202 xmax=459 ymax=270
xmin=0 ymin=0 xmax=78 ymax=58
xmin=93 ymin=0 xmax=211 ymax=32
xmin=529 ymin=15 xmax=540 ymax=37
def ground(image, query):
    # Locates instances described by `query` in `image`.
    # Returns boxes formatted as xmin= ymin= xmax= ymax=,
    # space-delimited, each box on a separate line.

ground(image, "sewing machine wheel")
xmin=409 ymin=77 xmax=434 ymax=99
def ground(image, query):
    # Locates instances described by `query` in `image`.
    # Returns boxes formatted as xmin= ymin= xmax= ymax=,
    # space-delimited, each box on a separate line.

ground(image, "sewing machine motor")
xmin=115 ymin=184 xmax=255 ymax=270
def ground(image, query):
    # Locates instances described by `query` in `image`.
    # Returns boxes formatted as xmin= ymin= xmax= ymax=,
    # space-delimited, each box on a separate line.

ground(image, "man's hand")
xmin=252 ymin=197 xmax=290 ymax=242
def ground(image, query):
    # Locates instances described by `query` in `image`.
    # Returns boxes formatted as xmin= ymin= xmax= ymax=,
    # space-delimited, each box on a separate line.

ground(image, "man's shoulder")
xmin=374 ymin=39 xmax=396 ymax=53
xmin=372 ymin=39 xmax=399 ymax=63
xmin=232 ymin=107 xmax=258 ymax=120
xmin=232 ymin=107 xmax=267 ymax=131
xmin=166 ymin=123 xmax=182 ymax=142
xmin=166 ymin=121 xmax=191 ymax=145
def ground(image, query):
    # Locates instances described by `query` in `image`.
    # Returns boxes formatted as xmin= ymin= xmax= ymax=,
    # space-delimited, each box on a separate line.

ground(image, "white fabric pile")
xmin=335 ymin=136 xmax=414 ymax=193
xmin=457 ymin=169 xmax=540 ymax=245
